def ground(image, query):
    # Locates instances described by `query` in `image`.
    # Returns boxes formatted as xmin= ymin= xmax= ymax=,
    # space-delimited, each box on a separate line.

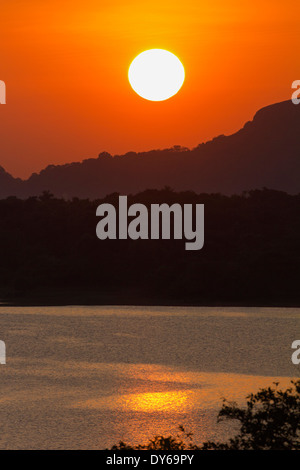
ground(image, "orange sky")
xmin=0 ymin=0 xmax=299 ymax=178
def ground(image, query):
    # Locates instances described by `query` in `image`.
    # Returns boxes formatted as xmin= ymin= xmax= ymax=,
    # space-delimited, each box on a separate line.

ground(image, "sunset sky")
xmin=0 ymin=0 xmax=299 ymax=178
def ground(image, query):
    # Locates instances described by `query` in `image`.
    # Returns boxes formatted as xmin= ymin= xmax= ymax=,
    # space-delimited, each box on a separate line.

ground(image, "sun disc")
xmin=128 ymin=49 xmax=185 ymax=102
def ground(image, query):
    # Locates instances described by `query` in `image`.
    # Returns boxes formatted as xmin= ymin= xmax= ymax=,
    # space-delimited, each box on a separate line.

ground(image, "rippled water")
xmin=0 ymin=305 xmax=299 ymax=449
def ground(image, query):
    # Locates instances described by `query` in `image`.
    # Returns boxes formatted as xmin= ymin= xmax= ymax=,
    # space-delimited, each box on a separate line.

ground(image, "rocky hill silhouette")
xmin=0 ymin=99 xmax=299 ymax=198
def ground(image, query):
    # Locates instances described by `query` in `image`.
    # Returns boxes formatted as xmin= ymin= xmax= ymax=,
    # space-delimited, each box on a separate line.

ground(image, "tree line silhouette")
xmin=0 ymin=188 xmax=298 ymax=305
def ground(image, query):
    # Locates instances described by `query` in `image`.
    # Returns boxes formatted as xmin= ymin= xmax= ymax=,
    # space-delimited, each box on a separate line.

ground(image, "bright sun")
xmin=128 ymin=49 xmax=185 ymax=102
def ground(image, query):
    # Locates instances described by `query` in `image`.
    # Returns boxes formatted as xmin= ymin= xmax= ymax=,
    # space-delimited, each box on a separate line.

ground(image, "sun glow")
xmin=128 ymin=49 xmax=185 ymax=102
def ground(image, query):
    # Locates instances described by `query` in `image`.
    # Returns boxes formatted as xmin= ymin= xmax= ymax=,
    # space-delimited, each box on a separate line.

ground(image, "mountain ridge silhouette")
xmin=0 ymin=99 xmax=299 ymax=199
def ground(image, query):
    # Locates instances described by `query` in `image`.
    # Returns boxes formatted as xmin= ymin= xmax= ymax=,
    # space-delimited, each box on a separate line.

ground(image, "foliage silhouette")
xmin=111 ymin=426 xmax=199 ymax=450
xmin=202 ymin=380 xmax=300 ymax=450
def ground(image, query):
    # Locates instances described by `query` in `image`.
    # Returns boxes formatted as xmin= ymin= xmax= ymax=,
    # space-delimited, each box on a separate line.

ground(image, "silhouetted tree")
xmin=202 ymin=380 xmax=300 ymax=450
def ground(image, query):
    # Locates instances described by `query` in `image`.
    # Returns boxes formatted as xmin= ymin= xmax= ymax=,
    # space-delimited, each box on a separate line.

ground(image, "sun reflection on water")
xmin=72 ymin=363 xmax=294 ymax=414
xmin=121 ymin=390 xmax=192 ymax=412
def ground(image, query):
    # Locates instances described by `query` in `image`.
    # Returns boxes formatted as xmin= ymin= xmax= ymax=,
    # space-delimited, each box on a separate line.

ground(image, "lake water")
xmin=0 ymin=305 xmax=299 ymax=449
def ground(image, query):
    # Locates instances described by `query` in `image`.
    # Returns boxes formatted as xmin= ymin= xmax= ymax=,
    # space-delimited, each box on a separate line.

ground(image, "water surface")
xmin=0 ymin=306 xmax=299 ymax=449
